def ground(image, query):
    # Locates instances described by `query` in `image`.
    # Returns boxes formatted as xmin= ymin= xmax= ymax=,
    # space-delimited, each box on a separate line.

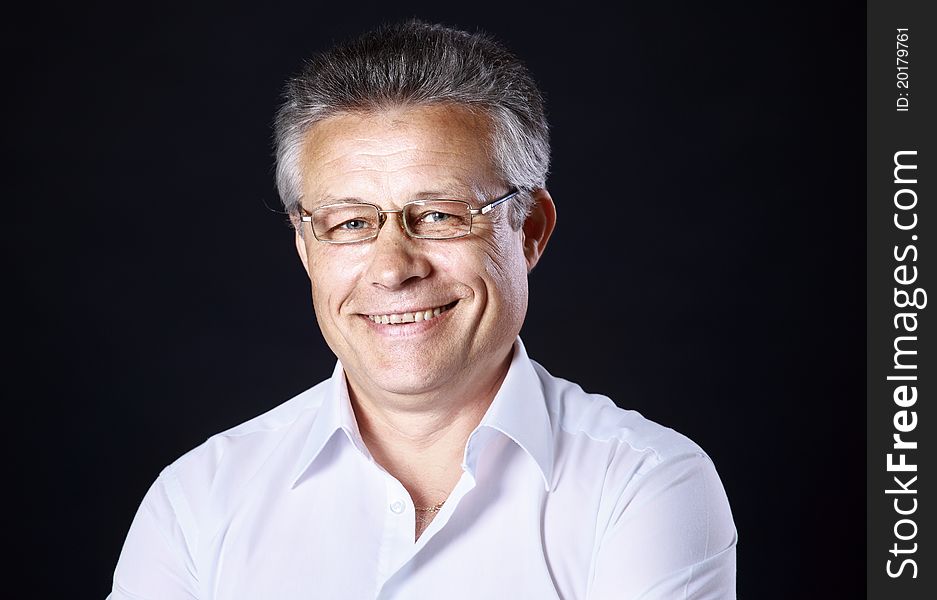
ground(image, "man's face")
xmin=294 ymin=105 xmax=544 ymax=401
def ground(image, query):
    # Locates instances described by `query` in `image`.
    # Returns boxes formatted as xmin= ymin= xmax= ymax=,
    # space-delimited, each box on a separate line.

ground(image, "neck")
xmin=347 ymin=347 xmax=513 ymax=506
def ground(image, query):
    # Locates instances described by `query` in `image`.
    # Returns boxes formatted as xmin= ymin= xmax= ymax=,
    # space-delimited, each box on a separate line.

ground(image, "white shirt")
xmin=108 ymin=339 xmax=737 ymax=599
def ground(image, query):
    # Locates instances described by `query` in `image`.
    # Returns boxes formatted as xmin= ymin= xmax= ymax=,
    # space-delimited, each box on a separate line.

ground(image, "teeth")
xmin=368 ymin=303 xmax=453 ymax=325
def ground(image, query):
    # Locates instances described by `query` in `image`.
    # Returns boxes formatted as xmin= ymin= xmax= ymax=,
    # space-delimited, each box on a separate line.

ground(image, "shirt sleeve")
xmin=588 ymin=452 xmax=737 ymax=600
xmin=107 ymin=467 xmax=200 ymax=600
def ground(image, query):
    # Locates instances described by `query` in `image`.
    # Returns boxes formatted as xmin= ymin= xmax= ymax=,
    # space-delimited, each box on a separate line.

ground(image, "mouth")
xmin=364 ymin=300 xmax=459 ymax=325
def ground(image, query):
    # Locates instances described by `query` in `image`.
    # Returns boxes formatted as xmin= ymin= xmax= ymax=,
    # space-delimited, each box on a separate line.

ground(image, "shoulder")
xmin=532 ymin=360 xmax=706 ymax=472
xmin=531 ymin=360 xmax=737 ymax=587
xmin=155 ymin=378 xmax=331 ymax=509
xmin=531 ymin=359 xmax=734 ymax=529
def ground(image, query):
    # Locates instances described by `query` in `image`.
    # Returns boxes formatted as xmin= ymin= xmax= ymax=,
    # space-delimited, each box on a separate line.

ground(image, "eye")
xmin=338 ymin=219 xmax=368 ymax=230
xmin=405 ymin=201 xmax=470 ymax=238
xmin=418 ymin=210 xmax=454 ymax=223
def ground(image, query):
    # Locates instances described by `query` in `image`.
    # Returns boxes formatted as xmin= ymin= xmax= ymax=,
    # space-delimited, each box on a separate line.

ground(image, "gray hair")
xmin=274 ymin=20 xmax=550 ymax=230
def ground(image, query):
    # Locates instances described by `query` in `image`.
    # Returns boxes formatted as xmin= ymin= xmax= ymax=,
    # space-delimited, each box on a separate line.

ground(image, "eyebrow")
xmin=305 ymin=188 xmax=475 ymax=209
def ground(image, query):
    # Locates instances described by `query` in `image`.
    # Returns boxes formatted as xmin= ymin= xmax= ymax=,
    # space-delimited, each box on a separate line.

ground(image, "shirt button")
xmin=390 ymin=500 xmax=405 ymax=514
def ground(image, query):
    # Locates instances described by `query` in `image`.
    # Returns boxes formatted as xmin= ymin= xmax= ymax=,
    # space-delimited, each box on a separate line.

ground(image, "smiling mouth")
xmin=365 ymin=300 xmax=458 ymax=325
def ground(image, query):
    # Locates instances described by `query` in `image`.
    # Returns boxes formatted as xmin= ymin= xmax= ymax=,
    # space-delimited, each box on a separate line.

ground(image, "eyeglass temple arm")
xmin=472 ymin=190 xmax=519 ymax=215
xmin=299 ymin=190 xmax=519 ymax=219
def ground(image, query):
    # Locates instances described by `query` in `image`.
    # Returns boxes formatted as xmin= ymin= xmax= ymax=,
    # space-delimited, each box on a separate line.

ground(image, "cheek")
xmin=440 ymin=230 xmax=528 ymax=303
xmin=483 ymin=227 xmax=528 ymax=282
xmin=306 ymin=247 xmax=362 ymax=309
xmin=487 ymin=231 xmax=530 ymax=314
xmin=489 ymin=257 xmax=529 ymax=317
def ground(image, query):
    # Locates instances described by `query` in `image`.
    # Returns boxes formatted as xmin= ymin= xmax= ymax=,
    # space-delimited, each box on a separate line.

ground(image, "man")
xmin=109 ymin=20 xmax=736 ymax=599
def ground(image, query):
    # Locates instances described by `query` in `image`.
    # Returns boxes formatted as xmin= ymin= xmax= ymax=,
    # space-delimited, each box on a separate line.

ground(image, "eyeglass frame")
xmin=298 ymin=188 xmax=520 ymax=244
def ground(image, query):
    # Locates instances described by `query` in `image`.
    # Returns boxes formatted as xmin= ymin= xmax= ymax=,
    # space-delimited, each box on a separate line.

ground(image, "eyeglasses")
xmin=299 ymin=189 xmax=518 ymax=244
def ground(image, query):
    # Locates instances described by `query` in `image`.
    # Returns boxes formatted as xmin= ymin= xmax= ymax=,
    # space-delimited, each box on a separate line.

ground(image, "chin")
xmin=364 ymin=367 xmax=454 ymax=397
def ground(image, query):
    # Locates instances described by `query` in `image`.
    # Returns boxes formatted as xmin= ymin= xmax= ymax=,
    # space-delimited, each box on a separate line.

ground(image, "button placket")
xmin=375 ymin=475 xmax=416 ymax=594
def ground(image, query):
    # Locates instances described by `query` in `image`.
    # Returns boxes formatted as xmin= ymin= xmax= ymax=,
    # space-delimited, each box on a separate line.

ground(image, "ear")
xmin=521 ymin=188 xmax=556 ymax=272
xmin=294 ymin=229 xmax=311 ymax=275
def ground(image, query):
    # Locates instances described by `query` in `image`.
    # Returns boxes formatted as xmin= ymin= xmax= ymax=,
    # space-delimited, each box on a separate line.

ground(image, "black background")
xmin=7 ymin=1 xmax=864 ymax=598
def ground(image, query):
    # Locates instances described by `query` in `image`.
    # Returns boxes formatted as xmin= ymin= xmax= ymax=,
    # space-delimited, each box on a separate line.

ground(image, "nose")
xmin=364 ymin=212 xmax=432 ymax=290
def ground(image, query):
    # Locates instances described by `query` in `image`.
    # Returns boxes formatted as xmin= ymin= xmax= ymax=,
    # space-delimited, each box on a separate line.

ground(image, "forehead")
xmin=298 ymin=105 xmax=499 ymax=205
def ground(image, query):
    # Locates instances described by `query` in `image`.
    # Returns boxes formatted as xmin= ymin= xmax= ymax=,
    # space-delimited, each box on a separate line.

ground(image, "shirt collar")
xmin=463 ymin=338 xmax=554 ymax=491
xmin=290 ymin=337 xmax=554 ymax=491
xmin=290 ymin=361 xmax=366 ymax=488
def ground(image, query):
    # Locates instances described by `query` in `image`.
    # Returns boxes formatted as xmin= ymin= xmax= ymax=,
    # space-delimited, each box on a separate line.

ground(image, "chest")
xmin=196 ymin=441 xmax=597 ymax=600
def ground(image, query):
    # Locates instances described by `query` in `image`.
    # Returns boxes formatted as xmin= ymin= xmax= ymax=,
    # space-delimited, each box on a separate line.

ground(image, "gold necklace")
xmin=414 ymin=501 xmax=445 ymax=513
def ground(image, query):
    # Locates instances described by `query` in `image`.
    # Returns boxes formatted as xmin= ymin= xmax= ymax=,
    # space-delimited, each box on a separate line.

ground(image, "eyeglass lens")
xmin=312 ymin=201 xmax=472 ymax=242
